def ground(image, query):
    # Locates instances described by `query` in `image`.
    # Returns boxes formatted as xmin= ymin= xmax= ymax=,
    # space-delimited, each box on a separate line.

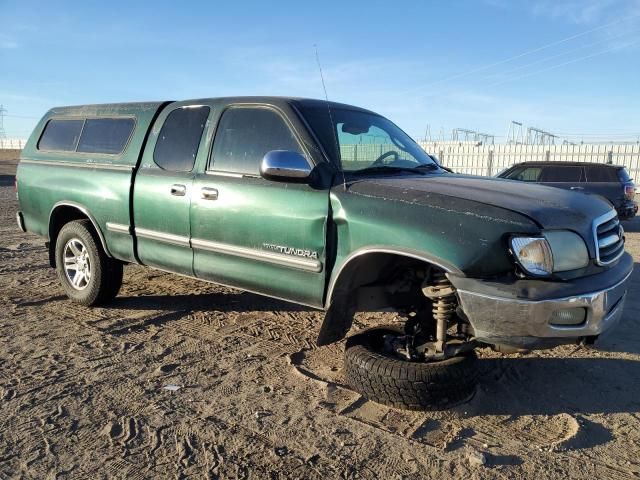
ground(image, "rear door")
xmin=539 ymin=165 xmax=585 ymax=192
xmin=190 ymin=104 xmax=329 ymax=307
xmin=133 ymin=104 xmax=210 ymax=275
xmin=583 ymin=165 xmax=624 ymax=207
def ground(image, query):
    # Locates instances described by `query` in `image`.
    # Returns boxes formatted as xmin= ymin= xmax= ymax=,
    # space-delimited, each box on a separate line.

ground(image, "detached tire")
xmin=55 ymin=220 xmax=123 ymax=306
xmin=344 ymin=327 xmax=478 ymax=410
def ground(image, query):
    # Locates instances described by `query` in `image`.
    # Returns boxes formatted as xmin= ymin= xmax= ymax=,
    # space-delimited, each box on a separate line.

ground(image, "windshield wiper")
xmin=413 ymin=163 xmax=441 ymax=171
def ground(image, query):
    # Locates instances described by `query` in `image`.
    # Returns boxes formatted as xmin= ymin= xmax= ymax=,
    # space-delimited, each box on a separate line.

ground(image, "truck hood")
xmin=345 ymin=173 xmax=612 ymax=233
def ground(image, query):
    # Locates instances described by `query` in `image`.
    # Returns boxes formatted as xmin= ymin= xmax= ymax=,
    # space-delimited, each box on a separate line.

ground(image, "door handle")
xmin=570 ymin=186 xmax=584 ymax=190
xmin=170 ymin=184 xmax=187 ymax=196
xmin=201 ymin=187 xmax=219 ymax=200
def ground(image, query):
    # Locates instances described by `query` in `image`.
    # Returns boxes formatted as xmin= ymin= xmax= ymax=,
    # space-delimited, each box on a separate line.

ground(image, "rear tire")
xmin=55 ymin=220 xmax=123 ymax=306
xmin=344 ymin=327 xmax=478 ymax=410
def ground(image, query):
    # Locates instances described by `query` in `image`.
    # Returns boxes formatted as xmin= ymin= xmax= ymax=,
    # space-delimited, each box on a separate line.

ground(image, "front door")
xmin=133 ymin=105 xmax=210 ymax=275
xmin=539 ymin=165 xmax=585 ymax=193
xmin=191 ymin=105 xmax=329 ymax=307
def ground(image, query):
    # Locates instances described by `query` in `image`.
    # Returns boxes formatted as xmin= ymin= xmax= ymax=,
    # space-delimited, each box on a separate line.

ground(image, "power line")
xmin=400 ymin=13 xmax=640 ymax=96
xmin=4 ymin=113 xmax=39 ymax=119
xmin=410 ymin=34 xmax=640 ymax=104
xmin=479 ymin=29 xmax=635 ymax=82
xmin=555 ymin=133 xmax=640 ymax=138
xmin=485 ymin=37 xmax=640 ymax=88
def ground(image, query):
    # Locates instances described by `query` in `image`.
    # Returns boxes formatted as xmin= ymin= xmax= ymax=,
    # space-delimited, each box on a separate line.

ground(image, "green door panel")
xmin=132 ymin=103 xmax=212 ymax=276
xmin=191 ymin=174 xmax=328 ymax=307
xmin=133 ymin=167 xmax=194 ymax=275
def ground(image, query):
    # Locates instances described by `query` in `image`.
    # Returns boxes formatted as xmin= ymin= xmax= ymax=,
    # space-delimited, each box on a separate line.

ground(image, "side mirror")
xmin=260 ymin=150 xmax=312 ymax=182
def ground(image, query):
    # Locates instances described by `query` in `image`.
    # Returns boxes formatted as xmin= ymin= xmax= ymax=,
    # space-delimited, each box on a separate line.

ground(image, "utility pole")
xmin=0 ymin=105 xmax=7 ymax=139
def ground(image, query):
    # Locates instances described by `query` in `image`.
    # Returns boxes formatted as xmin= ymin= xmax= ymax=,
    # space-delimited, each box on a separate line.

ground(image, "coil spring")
xmin=430 ymin=271 xmax=456 ymax=324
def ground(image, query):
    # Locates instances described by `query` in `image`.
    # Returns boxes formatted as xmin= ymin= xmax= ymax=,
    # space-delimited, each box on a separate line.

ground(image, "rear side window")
xmin=153 ymin=106 xmax=210 ymax=172
xmin=77 ymin=118 xmax=135 ymax=154
xmin=584 ymin=166 xmax=620 ymax=182
xmin=505 ymin=166 xmax=542 ymax=182
xmin=210 ymin=107 xmax=303 ymax=175
xmin=38 ymin=119 xmax=84 ymax=151
xmin=540 ymin=166 xmax=583 ymax=182
xmin=618 ymin=168 xmax=632 ymax=183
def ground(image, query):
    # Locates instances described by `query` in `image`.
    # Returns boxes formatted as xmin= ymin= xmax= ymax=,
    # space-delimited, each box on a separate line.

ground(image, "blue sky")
xmin=1 ymin=0 xmax=639 ymax=142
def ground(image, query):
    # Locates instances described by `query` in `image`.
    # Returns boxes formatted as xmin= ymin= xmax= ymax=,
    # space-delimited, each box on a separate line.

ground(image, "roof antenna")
xmin=314 ymin=44 xmax=346 ymax=190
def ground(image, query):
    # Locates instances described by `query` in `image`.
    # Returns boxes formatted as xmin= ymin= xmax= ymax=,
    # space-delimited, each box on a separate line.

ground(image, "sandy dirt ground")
xmin=1 ymin=157 xmax=640 ymax=479
xmin=0 ymin=150 xmax=21 ymax=163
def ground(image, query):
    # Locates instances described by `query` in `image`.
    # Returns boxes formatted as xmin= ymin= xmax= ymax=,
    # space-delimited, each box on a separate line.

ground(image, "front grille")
xmin=593 ymin=210 xmax=625 ymax=265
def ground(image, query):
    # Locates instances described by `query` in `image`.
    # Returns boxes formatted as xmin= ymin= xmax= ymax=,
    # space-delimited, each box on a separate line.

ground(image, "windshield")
xmin=299 ymin=106 xmax=438 ymax=173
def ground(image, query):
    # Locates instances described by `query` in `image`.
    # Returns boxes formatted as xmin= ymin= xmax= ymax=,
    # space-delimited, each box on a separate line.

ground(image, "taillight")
xmin=625 ymin=183 xmax=636 ymax=200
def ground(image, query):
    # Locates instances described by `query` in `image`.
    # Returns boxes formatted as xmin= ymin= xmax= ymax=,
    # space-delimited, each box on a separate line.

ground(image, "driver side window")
xmin=209 ymin=107 xmax=304 ymax=175
xmin=512 ymin=167 xmax=542 ymax=182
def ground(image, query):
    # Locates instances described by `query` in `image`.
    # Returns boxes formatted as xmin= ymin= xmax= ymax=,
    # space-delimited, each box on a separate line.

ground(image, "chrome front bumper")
xmin=454 ymin=267 xmax=632 ymax=349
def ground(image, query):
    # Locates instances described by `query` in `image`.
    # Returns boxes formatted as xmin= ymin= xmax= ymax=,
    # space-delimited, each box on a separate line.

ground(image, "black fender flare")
xmin=317 ymin=247 xmax=461 ymax=346
xmin=48 ymin=202 xmax=112 ymax=267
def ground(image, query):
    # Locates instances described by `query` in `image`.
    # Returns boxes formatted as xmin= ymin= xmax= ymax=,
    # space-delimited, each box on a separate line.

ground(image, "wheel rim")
xmin=63 ymin=238 xmax=91 ymax=290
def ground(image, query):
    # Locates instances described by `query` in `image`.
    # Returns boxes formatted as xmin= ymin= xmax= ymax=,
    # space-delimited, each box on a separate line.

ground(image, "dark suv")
xmin=498 ymin=161 xmax=637 ymax=220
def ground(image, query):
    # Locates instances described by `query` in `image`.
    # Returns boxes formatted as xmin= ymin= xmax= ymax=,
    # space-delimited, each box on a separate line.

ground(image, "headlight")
xmin=543 ymin=230 xmax=589 ymax=271
xmin=511 ymin=237 xmax=553 ymax=276
xmin=511 ymin=231 xmax=589 ymax=277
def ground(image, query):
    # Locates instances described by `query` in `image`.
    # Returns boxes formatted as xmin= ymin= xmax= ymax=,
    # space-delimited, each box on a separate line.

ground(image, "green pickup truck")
xmin=16 ymin=97 xmax=633 ymax=410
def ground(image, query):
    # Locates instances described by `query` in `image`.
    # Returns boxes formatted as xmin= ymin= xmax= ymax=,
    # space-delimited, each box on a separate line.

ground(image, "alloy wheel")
xmin=63 ymin=238 xmax=91 ymax=290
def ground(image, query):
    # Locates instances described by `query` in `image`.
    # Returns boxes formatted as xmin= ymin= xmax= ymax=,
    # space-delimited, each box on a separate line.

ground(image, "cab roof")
xmin=510 ymin=161 xmax=625 ymax=169
xmin=47 ymin=97 xmax=377 ymax=117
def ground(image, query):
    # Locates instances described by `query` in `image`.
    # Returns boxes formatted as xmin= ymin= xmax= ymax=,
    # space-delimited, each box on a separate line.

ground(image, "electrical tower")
xmin=527 ymin=127 xmax=557 ymax=146
xmin=452 ymin=128 xmax=477 ymax=142
xmin=424 ymin=125 xmax=431 ymax=142
xmin=0 ymin=105 xmax=6 ymax=139
xmin=507 ymin=121 xmax=524 ymax=144
xmin=475 ymin=133 xmax=495 ymax=145
xmin=507 ymin=121 xmax=559 ymax=145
